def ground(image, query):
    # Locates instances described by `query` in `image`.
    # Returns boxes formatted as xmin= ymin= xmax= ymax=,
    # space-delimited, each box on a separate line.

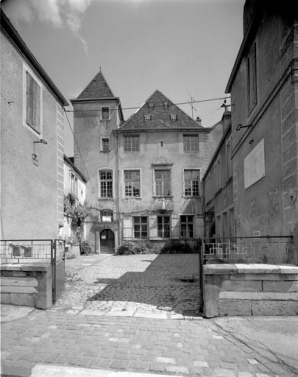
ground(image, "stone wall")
xmin=203 ymin=264 xmax=298 ymax=317
xmin=0 ymin=263 xmax=52 ymax=309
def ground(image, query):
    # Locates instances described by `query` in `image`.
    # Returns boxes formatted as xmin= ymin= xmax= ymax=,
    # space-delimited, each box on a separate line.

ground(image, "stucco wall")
xmin=0 ymin=31 xmax=62 ymax=240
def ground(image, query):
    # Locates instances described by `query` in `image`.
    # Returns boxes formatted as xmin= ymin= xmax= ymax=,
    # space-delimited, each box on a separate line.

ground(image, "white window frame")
xmin=157 ymin=215 xmax=171 ymax=239
xmin=154 ymin=168 xmax=171 ymax=197
xmin=101 ymin=106 xmax=110 ymax=121
xmin=23 ymin=63 xmax=43 ymax=137
xmin=124 ymin=135 xmax=140 ymax=152
xmin=133 ymin=216 xmax=148 ymax=239
xmin=123 ymin=169 xmax=141 ymax=198
xmin=214 ymin=156 xmax=221 ymax=192
xmin=180 ymin=215 xmax=194 ymax=239
xmin=99 ymin=169 xmax=113 ymax=198
xmin=226 ymin=136 xmax=232 ymax=181
xmin=183 ymin=168 xmax=200 ymax=198
xmin=183 ymin=134 xmax=199 ymax=153
xmin=100 ymin=137 xmax=110 ymax=152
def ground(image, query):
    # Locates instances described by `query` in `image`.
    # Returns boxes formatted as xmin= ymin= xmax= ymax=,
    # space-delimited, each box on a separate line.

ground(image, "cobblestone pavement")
xmin=49 ymin=254 xmax=202 ymax=319
xmin=2 ymin=309 xmax=295 ymax=377
xmin=1 ymin=254 xmax=297 ymax=377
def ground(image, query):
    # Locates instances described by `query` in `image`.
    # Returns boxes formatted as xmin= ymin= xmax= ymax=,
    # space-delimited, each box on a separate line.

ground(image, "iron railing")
xmin=201 ymin=236 xmax=293 ymax=264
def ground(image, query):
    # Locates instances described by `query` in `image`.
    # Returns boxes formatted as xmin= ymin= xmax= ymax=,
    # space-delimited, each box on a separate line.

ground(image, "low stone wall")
xmin=203 ymin=264 xmax=298 ymax=317
xmin=0 ymin=263 xmax=52 ymax=309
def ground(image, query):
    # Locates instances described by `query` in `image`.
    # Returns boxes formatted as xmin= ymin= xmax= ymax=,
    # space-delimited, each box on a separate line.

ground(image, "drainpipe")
xmin=115 ymin=131 xmax=120 ymax=250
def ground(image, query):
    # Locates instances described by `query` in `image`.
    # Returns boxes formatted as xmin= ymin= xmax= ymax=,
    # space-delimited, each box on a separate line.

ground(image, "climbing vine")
xmin=64 ymin=193 xmax=90 ymax=227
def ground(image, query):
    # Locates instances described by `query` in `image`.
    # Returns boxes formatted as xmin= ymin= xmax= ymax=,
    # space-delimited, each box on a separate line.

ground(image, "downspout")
xmin=115 ymin=131 xmax=121 ymax=250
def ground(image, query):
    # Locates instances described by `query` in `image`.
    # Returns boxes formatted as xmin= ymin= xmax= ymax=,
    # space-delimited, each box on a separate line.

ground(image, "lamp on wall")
xmin=236 ymin=124 xmax=253 ymax=131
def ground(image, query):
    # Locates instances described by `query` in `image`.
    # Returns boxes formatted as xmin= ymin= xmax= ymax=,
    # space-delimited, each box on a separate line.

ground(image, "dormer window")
xmin=144 ymin=114 xmax=151 ymax=120
xmin=163 ymin=102 xmax=169 ymax=109
xmin=148 ymin=102 xmax=154 ymax=109
xmin=170 ymin=114 xmax=177 ymax=121
xmin=101 ymin=107 xmax=110 ymax=120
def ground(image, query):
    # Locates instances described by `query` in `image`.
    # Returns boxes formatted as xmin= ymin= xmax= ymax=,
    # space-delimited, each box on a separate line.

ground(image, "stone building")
xmin=225 ymin=0 xmax=298 ymax=263
xmin=71 ymin=71 xmax=213 ymax=253
xmin=0 ymin=9 xmax=68 ymax=240
xmin=202 ymin=111 xmax=233 ymax=241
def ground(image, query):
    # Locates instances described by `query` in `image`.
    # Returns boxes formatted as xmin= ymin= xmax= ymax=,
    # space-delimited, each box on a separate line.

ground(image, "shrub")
xmin=80 ymin=240 xmax=92 ymax=255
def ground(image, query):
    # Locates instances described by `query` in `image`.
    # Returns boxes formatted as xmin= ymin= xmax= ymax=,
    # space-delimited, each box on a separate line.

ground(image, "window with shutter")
xmin=26 ymin=71 xmax=41 ymax=134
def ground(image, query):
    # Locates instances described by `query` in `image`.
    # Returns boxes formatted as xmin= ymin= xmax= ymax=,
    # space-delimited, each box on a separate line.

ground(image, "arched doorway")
xmin=100 ymin=229 xmax=115 ymax=254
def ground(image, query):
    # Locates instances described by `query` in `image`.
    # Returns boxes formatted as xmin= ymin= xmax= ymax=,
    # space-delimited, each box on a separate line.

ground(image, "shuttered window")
xmin=26 ymin=71 xmax=41 ymax=134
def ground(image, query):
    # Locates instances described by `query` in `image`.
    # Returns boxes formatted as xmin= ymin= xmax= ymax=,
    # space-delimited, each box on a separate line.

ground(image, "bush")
xmin=116 ymin=241 xmax=161 ymax=255
xmin=80 ymin=240 xmax=92 ymax=255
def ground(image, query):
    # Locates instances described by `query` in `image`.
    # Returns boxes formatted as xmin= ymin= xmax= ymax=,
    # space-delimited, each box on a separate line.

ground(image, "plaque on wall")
xmin=244 ymin=139 xmax=265 ymax=189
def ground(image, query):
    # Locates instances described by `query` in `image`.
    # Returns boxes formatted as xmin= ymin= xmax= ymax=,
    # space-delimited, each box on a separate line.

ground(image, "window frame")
xmin=124 ymin=169 xmax=141 ymax=198
xmin=214 ymin=156 xmax=221 ymax=192
xmin=133 ymin=216 xmax=148 ymax=239
xmin=123 ymin=135 xmax=140 ymax=152
xmin=183 ymin=134 xmax=199 ymax=153
xmin=154 ymin=168 xmax=171 ymax=197
xmin=246 ymin=42 xmax=258 ymax=114
xmin=183 ymin=169 xmax=200 ymax=198
xmin=23 ymin=64 xmax=43 ymax=136
xmin=99 ymin=169 xmax=113 ymax=198
xmin=101 ymin=137 xmax=110 ymax=152
xmin=157 ymin=215 xmax=171 ymax=239
xmin=180 ymin=215 xmax=194 ymax=239
xmin=101 ymin=107 xmax=110 ymax=121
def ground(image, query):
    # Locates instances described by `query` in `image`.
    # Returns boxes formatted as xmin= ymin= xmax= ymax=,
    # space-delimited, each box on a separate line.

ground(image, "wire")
xmin=64 ymin=109 xmax=96 ymax=194
xmin=65 ymin=95 xmax=231 ymax=113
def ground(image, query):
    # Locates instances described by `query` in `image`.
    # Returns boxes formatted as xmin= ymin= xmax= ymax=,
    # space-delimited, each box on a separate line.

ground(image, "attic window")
xmin=170 ymin=114 xmax=177 ymax=121
xmin=163 ymin=102 xmax=169 ymax=109
xmin=144 ymin=114 xmax=151 ymax=120
xmin=148 ymin=102 xmax=154 ymax=109
xmin=102 ymin=107 xmax=110 ymax=120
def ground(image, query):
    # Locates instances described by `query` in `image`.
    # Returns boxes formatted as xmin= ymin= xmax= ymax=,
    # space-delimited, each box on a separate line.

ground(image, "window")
xmin=226 ymin=137 xmax=232 ymax=180
xmin=102 ymin=107 xmax=110 ymax=120
xmin=148 ymin=102 xmax=154 ymax=109
xmin=247 ymin=43 xmax=257 ymax=113
xmin=214 ymin=157 xmax=221 ymax=192
xmin=100 ymin=170 xmax=113 ymax=198
xmin=160 ymin=141 xmax=164 ymax=148
xmin=155 ymin=169 xmax=171 ymax=196
xmin=101 ymin=138 xmax=110 ymax=152
xmin=71 ymin=173 xmax=78 ymax=196
xmin=124 ymin=170 xmax=140 ymax=197
xmin=144 ymin=114 xmax=151 ymax=120
xmin=124 ymin=135 xmax=140 ymax=151
xmin=180 ymin=215 xmax=194 ymax=238
xmin=163 ymin=102 xmax=169 ymax=109
xmin=183 ymin=134 xmax=199 ymax=152
xmin=157 ymin=216 xmax=170 ymax=238
xmin=134 ymin=217 xmax=148 ymax=239
xmin=184 ymin=169 xmax=200 ymax=197
xmin=170 ymin=114 xmax=177 ymax=121
xmin=25 ymin=71 xmax=42 ymax=134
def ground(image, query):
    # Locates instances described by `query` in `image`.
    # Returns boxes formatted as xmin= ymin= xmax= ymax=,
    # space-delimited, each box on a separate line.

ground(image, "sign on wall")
xmin=244 ymin=139 xmax=265 ymax=189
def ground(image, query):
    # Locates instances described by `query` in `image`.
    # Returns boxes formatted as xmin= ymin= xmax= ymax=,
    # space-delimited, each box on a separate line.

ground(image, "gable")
xmin=120 ymin=90 xmax=202 ymax=130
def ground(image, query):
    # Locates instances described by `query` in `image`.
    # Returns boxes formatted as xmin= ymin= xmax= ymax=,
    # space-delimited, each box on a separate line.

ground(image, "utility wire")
xmin=65 ymin=95 xmax=231 ymax=113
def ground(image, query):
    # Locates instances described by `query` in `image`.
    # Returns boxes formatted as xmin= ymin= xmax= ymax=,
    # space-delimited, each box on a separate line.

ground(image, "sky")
xmin=2 ymin=0 xmax=245 ymax=156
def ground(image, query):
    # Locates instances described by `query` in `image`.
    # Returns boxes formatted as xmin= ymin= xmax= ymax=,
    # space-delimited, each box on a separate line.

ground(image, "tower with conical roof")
xmin=70 ymin=69 xmax=124 ymax=253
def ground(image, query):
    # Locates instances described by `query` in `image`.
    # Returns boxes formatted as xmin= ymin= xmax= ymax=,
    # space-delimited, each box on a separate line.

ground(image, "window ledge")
xmin=100 ymin=150 xmax=110 ymax=153
xmin=153 ymin=196 xmax=173 ymax=199
xmin=124 ymin=197 xmax=142 ymax=200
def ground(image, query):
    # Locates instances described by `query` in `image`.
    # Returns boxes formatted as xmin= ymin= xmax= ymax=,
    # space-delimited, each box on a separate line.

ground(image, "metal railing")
xmin=0 ymin=239 xmax=65 ymax=264
xmin=202 ymin=236 xmax=293 ymax=264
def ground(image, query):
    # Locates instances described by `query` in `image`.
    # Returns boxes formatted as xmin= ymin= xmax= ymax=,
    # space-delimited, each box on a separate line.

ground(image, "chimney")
xmin=222 ymin=110 xmax=231 ymax=134
xmin=196 ymin=116 xmax=202 ymax=127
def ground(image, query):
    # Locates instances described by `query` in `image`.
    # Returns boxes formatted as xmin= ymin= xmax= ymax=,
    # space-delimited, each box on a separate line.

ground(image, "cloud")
xmin=2 ymin=0 xmax=91 ymax=54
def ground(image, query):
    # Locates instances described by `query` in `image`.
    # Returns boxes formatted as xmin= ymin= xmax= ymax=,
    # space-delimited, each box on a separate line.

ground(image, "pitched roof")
xmin=119 ymin=90 xmax=203 ymax=130
xmin=77 ymin=70 xmax=115 ymax=99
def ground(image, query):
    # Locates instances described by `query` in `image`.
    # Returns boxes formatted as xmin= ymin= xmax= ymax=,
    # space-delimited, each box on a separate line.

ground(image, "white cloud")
xmin=2 ymin=0 xmax=91 ymax=54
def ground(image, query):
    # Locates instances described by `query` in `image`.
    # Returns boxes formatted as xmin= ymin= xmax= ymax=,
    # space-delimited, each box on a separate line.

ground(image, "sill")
xmin=100 ymin=150 xmax=110 ymax=153
xmin=183 ymin=196 xmax=200 ymax=199
xmin=153 ymin=196 xmax=173 ymax=199
xmin=124 ymin=197 xmax=142 ymax=200
xmin=98 ymin=197 xmax=114 ymax=200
